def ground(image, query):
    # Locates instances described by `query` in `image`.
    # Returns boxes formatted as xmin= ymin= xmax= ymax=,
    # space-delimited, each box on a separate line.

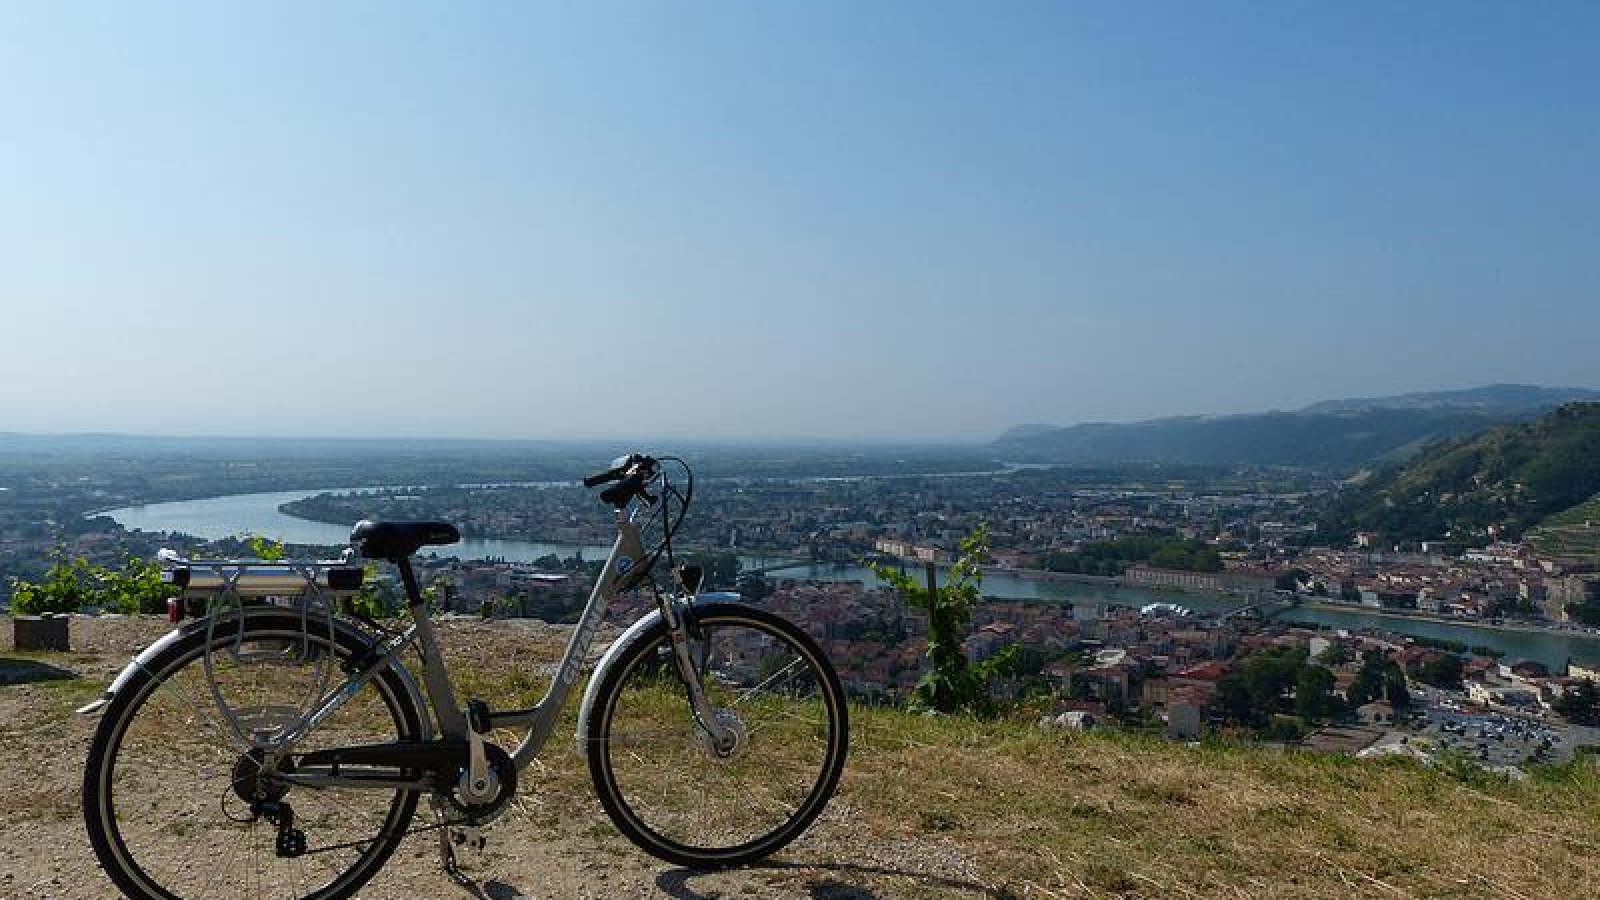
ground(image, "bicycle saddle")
xmin=350 ymin=520 xmax=461 ymax=560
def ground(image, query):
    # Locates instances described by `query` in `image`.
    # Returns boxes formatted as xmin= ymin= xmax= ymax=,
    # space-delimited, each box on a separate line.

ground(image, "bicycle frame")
xmin=83 ymin=455 xmax=848 ymax=896
xmin=91 ymin=474 xmax=732 ymax=799
xmin=272 ymin=501 xmax=656 ymax=776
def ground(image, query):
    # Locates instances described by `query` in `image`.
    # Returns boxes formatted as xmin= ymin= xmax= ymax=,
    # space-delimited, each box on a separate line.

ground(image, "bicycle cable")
xmin=634 ymin=456 xmax=694 ymax=584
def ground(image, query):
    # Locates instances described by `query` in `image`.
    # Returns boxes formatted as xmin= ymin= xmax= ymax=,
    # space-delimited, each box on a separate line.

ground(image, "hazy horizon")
xmin=3 ymin=380 xmax=1596 ymax=448
xmin=3 ymin=3 xmax=1597 ymax=441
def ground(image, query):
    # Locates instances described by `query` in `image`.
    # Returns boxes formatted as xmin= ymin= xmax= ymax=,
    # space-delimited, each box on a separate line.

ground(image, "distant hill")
xmin=1318 ymin=402 xmax=1600 ymax=548
xmin=995 ymin=423 xmax=1064 ymax=442
xmin=1300 ymin=384 xmax=1600 ymax=415
xmin=996 ymin=385 xmax=1596 ymax=470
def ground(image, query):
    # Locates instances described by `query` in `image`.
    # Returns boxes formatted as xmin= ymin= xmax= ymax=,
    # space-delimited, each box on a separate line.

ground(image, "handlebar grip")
xmin=583 ymin=469 xmax=622 ymax=488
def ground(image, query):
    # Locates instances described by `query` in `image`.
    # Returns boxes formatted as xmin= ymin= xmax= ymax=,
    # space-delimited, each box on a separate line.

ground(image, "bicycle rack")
xmin=160 ymin=549 xmax=366 ymax=750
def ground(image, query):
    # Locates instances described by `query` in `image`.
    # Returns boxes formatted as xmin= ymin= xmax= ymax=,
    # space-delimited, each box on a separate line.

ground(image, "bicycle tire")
xmin=83 ymin=611 xmax=424 ymax=900
xmin=585 ymin=601 xmax=848 ymax=868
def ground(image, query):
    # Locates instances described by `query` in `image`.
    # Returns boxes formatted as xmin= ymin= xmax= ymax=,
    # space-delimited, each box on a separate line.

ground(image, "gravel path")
xmin=1 ymin=616 xmax=994 ymax=900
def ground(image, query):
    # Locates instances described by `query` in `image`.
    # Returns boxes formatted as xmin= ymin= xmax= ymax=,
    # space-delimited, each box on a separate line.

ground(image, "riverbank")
xmin=981 ymin=566 xmax=1120 ymax=586
xmin=985 ymin=563 xmax=1600 ymax=647
xmin=1295 ymin=599 xmax=1600 ymax=642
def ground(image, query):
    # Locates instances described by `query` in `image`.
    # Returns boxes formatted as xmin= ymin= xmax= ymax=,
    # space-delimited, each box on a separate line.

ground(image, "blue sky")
xmin=1 ymin=2 xmax=1596 ymax=441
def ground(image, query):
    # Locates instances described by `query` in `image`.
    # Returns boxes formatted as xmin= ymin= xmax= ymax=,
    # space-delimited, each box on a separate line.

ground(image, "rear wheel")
xmin=585 ymin=602 xmax=848 ymax=868
xmin=83 ymin=612 xmax=423 ymax=900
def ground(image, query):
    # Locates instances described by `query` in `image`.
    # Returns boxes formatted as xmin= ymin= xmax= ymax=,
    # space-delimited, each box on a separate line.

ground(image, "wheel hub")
xmin=702 ymin=708 xmax=748 ymax=759
xmin=232 ymin=748 xmax=293 ymax=803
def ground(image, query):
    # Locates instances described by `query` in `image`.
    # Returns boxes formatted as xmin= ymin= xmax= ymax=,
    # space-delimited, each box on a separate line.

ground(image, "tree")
xmin=1567 ymin=595 xmax=1600 ymax=627
xmin=347 ymin=563 xmax=396 ymax=619
xmin=736 ymin=574 xmax=773 ymax=602
xmin=1411 ymin=653 xmax=1465 ymax=690
xmin=246 ymin=535 xmax=286 ymax=561
xmin=1294 ymin=664 xmax=1340 ymax=722
xmin=1316 ymin=641 xmax=1353 ymax=667
xmin=1383 ymin=664 xmax=1412 ymax=709
xmin=1555 ymin=679 xmax=1600 ymax=725
xmin=1212 ymin=673 xmax=1259 ymax=726
xmin=869 ymin=525 xmax=990 ymax=714
xmin=1239 ymin=649 xmax=1303 ymax=716
xmin=95 ymin=556 xmax=181 ymax=615
xmin=1344 ymin=649 xmax=1387 ymax=706
xmin=9 ymin=547 xmax=94 ymax=615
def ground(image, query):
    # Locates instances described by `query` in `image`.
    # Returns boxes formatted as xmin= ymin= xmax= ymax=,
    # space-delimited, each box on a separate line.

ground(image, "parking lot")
xmin=1409 ymin=687 xmax=1600 ymax=768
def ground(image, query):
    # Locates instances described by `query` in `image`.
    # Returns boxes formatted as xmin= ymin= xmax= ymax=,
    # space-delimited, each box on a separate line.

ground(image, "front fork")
xmin=656 ymin=589 xmax=737 ymax=754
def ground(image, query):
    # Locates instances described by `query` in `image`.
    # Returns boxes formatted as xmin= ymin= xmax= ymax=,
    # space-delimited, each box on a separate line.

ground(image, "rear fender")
xmin=76 ymin=625 xmax=189 ymax=715
xmin=75 ymin=613 xmax=430 ymax=740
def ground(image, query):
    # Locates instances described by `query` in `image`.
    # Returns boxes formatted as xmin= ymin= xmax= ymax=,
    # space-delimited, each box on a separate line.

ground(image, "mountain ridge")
xmin=996 ymin=385 xmax=1598 ymax=470
xmin=1317 ymin=401 xmax=1600 ymax=549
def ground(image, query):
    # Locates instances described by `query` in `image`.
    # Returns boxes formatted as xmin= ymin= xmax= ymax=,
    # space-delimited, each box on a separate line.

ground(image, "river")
xmin=101 ymin=488 xmax=1600 ymax=669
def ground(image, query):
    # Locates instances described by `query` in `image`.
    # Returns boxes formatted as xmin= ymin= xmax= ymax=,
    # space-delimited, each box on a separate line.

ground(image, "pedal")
xmin=467 ymin=698 xmax=491 ymax=734
xmin=275 ymin=825 xmax=307 ymax=859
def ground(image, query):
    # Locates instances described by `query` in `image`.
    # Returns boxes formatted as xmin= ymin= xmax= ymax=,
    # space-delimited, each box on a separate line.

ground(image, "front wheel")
xmin=585 ymin=602 xmax=848 ymax=868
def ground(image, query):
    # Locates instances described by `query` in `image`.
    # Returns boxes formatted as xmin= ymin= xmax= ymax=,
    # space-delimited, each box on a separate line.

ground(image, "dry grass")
xmin=6 ymin=615 xmax=1600 ymax=899
xmin=842 ymin=709 xmax=1600 ymax=899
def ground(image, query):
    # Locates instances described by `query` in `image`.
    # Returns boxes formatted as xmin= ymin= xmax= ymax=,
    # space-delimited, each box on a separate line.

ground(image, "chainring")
xmin=447 ymin=743 xmax=517 ymax=824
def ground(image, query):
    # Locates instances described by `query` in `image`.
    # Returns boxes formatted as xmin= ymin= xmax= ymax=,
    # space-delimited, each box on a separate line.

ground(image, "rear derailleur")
xmin=249 ymin=800 xmax=308 ymax=859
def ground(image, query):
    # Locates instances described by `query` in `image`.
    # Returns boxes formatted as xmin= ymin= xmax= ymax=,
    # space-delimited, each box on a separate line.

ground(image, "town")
xmin=7 ymin=447 xmax=1600 ymax=771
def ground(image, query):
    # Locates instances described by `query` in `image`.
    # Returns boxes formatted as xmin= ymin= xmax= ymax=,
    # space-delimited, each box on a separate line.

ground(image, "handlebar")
xmin=582 ymin=469 xmax=622 ymax=488
xmin=583 ymin=453 xmax=646 ymax=486
xmin=581 ymin=453 xmax=694 ymax=586
xmin=583 ymin=453 xmax=659 ymax=507
xmin=599 ymin=472 xmax=648 ymax=506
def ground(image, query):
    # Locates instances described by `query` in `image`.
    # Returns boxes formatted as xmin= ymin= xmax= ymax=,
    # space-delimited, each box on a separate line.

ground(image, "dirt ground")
xmin=0 ymin=615 xmax=993 ymax=900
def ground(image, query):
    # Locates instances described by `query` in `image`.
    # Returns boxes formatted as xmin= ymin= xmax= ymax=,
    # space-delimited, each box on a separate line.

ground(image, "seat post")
xmin=395 ymin=556 xmax=426 ymax=607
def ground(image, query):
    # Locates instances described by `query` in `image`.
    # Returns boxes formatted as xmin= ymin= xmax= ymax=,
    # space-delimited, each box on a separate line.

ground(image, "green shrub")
xmin=9 ymin=549 xmax=178 ymax=615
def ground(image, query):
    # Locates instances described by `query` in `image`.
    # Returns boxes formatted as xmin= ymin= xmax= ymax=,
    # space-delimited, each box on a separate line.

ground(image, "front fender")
xmin=573 ymin=592 xmax=743 ymax=757
xmin=574 ymin=609 xmax=664 ymax=756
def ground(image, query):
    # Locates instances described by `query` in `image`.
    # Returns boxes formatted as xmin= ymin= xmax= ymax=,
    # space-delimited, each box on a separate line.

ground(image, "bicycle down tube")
xmin=489 ymin=505 xmax=646 ymax=767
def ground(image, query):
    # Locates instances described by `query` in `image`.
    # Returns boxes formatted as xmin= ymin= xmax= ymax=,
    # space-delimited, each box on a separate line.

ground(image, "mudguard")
xmin=575 ymin=608 xmax=664 ymax=756
xmin=76 ymin=626 xmax=189 ymax=715
xmin=75 ymin=611 xmax=430 ymax=740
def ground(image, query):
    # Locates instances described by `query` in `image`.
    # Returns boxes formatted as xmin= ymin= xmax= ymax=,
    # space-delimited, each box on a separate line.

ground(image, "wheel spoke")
xmin=84 ymin=617 xmax=420 ymax=900
xmin=589 ymin=608 xmax=846 ymax=866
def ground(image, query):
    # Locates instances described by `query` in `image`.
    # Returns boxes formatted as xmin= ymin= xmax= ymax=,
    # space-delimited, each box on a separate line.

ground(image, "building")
xmin=1357 ymin=701 xmax=1398 ymax=725
xmin=1568 ymin=660 xmax=1600 ymax=682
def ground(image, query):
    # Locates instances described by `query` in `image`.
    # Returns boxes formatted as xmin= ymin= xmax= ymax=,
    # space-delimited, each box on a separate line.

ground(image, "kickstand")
xmin=432 ymin=795 xmax=489 ymax=888
xmin=431 ymin=796 xmax=464 ymax=880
